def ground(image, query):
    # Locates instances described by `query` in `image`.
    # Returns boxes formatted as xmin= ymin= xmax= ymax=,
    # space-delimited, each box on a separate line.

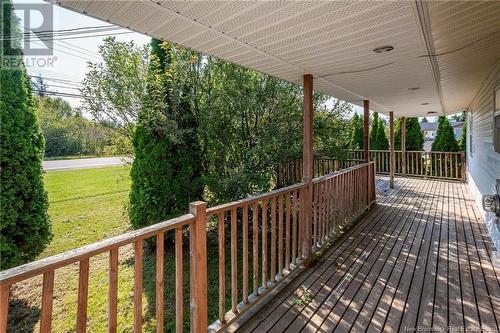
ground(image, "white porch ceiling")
xmin=54 ymin=0 xmax=500 ymax=117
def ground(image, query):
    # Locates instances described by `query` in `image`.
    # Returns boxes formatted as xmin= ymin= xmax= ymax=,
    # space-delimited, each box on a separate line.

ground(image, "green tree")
xmin=432 ymin=116 xmax=459 ymax=151
xmin=375 ymin=117 xmax=389 ymax=149
xmin=395 ymin=118 xmax=424 ymax=150
xmin=129 ymin=40 xmax=203 ymax=233
xmin=369 ymin=112 xmax=379 ymax=149
xmin=0 ymin=0 xmax=51 ymax=269
xmin=82 ymin=37 xmax=149 ymax=139
xmin=369 ymin=112 xmax=388 ymax=149
xmin=459 ymin=121 xmax=467 ymax=152
xmin=349 ymin=113 xmax=364 ymax=149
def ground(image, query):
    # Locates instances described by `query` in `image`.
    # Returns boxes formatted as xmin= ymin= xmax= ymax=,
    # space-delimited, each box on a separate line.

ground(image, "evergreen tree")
xmin=459 ymin=121 xmax=467 ymax=153
xmin=349 ymin=113 xmax=364 ymax=149
xmin=421 ymin=117 xmax=428 ymax=123
xmin=0 ymin=0 xmax=51 ymax=269
xmin=129 ymin=39 xmax=203 ymax=238
xmin=375 ymin=118 xmax=389 ymax=149
xmin=405 ymin=118 xmax=424 ymax=151
xmin=369 ymin=112 xmax=379 ymax=149
xmin=432 ymin=116 xmax=459 ymax=151
xmin=395 ymin=118 xmax=424 ymax=151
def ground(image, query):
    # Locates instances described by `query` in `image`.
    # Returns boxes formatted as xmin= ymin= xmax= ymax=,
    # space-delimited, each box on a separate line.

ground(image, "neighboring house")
xmin=420 ymin=121 xmax=464 ymax=140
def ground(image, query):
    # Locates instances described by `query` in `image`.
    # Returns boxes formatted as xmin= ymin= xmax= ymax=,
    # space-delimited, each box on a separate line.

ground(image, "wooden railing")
xmin=276 ymin=157 xmax=364 ymax=188
xmin=349 ymin=150 xmax=466 ymax=181
xmin=0 ymin=163 xmax=376 ymax=333
xmin=0 ymin=212 xmax=203 ymax=333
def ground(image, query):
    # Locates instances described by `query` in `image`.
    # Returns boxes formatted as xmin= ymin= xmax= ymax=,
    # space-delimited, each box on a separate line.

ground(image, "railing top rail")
xmin=206 ymin=181 xmax=307 ymax=216
xmin=312 ymin=161 xmax=373 ymax=183
xmin=0 ymin=213 xmax=195 ymax=286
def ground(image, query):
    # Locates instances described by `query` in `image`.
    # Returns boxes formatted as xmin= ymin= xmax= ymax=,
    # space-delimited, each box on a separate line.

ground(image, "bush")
xmin=129 ymin=40 xmax=203 ymax=236
xmin=395 ymin=118 xmax=424 ymax=151
xmin=432 ymin=116 xmax=459 ymax=152
xmin=0 ymin=1 xmax=52 ymax=269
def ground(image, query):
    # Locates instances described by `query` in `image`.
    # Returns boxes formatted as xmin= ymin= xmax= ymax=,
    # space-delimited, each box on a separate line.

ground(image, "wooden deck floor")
xmin=238 ymin=176 xmax=500 ymax=333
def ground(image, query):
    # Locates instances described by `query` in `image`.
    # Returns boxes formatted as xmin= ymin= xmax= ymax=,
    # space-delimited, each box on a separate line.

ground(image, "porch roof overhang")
xmin=53 ymin=0 xmax=500 ymax=117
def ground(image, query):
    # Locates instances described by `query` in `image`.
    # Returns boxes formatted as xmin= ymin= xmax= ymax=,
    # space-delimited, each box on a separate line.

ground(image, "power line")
xmin=21 ymin=24 xmax=115 ymax=34
xmin=1 ymin=30 xmax=133 ymax=42
xmin=32 ymin=89 xmax=91 ymax=99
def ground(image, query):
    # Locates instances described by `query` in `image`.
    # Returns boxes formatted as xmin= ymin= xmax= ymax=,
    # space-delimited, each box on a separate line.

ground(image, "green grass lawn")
xmin=42 ymin=166 xmax=132 ymax=257
xmin=9 ymin=166 xmax=257 ymax=333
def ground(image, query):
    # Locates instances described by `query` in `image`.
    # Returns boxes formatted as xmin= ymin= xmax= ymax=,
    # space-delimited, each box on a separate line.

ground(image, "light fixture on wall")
xmin=421 ymin=102 xmax=430 ymax=105
xmin=373 ymin=46 xmax=394 ymax=54
xmin=408 ymin=87 xmax=420 ymax=91
xmin=427 ymin=111 xmax=437 ymax=115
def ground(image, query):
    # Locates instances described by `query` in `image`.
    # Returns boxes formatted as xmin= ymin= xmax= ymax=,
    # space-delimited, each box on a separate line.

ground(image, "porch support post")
xmin=401 ymin=117 xmax=406 ymax=175
xmin=389 ymin=112 xmax=395 ymax=188
xmin=363 ymin=100 xmax=370 ymax=162
xmin=189 ymin=201 xmax=208 ymax=333
xmin=303 ymin=74 xmax=313 ymax=265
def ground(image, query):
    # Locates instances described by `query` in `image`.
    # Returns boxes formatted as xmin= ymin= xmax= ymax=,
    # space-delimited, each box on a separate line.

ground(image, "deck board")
xmin=238 ymin=177 xmax=500 ymax=333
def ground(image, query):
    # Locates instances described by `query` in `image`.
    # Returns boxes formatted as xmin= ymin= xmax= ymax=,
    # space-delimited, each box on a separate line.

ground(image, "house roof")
xmin=420 ymin=121 xmax=464 ymax=131
xmin=53 ymin=1 xmax=500 ymax=117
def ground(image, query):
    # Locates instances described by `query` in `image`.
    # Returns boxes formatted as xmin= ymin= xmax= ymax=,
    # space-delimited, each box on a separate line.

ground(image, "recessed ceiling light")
xmin=427 ymin=111 xmax=437 ymax=115
xmin=408 ymin=87 xmax=420 ymax=91
xmin=421 ymin=102 xmax=429 ymax=105
xmin=373 ymin=46 xmax=394 ymax=54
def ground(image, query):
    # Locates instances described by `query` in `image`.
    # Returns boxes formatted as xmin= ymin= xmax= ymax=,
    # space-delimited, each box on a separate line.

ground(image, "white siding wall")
xmin=467 ymin=63 xmax=500 ymax=249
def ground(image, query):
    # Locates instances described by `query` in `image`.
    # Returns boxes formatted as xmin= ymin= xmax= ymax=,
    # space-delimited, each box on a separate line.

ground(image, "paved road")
xmin=43 ymin=157 xmax=132 ymax=171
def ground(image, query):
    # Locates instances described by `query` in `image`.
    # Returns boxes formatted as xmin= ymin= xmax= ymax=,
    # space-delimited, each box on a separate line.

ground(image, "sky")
xmin=12 ymin=0 xmax=150 ymax=108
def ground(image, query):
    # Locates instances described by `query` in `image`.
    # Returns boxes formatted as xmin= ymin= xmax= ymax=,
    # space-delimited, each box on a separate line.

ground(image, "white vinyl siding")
xmin=467 ymin=62 xmax=500 ymax=249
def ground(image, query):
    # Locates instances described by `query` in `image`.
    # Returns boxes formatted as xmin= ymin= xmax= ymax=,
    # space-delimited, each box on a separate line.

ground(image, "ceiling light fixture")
xmin=373 ymin=46 xmax=394 ymax=54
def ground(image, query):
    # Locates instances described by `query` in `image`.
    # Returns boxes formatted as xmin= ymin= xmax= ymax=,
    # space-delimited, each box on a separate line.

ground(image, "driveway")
xmin=43 ymin=157 xmax=132 ymax=171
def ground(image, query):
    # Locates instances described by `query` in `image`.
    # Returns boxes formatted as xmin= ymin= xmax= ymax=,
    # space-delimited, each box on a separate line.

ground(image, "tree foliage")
xmin=0 ymin=0 xmax=51 ymax=269
xmin=432 ymin=116 xmax=459 ymax=152
xmin=35 ymin=96 xmax=130 ymax=157
xmin=81 ymin=37 xmax=149 ymax=139
xmin=395 ymin=118 xmax=424 ymax=151
xmin=349 ymin=113 xmax=364 ymax=149
xmin=129 ymin=40 xmax=203 ymax=231
xmin=369 ymin=112 xmax=389 ymax=150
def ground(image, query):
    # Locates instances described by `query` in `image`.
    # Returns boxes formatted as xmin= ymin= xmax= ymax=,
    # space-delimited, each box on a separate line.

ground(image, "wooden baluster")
xmin=133 ymin=241 xmax=143 ymax=333
xmin=313 ymin=183 xmax=318 ymax=249
xmin=455 ymin=153 xmax=458 ymax=179
xmin=262 ymin=199 xmax=268 ymax=288
xmin=231 ymin=208 xmax=238 ymax=313
xmin=40 ymin=270 xmax=55 ymax=333
xmin=278 ymin=194 xmax=284 ymax=278
xmin=0 ymin=284 xmax=9 ymax=333
xmin=297 ymin=189 xmax=303 ymax=261
xmin=292 ymin=190 xmax=297 ymax=265
xmin=242 ymin=204 xmax=249 ymax=303
xmin=218 ymin=213 xmax=225 ymax=322
xmin=271 ymin=197 xmax=276 ymax=282
xmin=108 ymin=248 xmax=118 ymax=333
xmin=323 ymin=179 xmax=327 ymax=238
xmin=174 ymin=228 xmax=183 ymax=333
xmin=156 ymin=233 xmax=164 ymax=333
xmin=252 ymin=202 xmax=259 ymax=296
xmin=77 ymin=258 xmax=90 ymax=333
xmin=285 ymin=191 xmax=291 ymax=271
